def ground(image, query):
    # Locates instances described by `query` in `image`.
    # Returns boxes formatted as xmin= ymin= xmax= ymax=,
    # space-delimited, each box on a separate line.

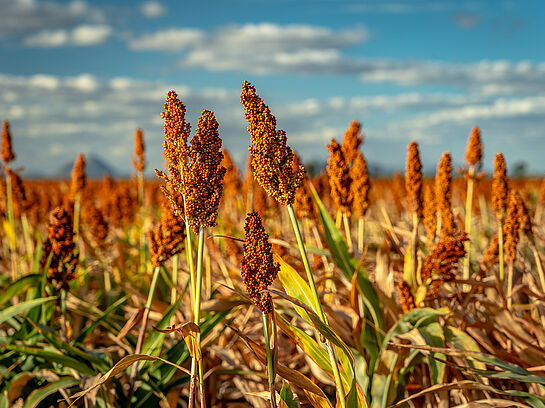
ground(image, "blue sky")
xmin=1 ymin=0 xmax=544 ymax=176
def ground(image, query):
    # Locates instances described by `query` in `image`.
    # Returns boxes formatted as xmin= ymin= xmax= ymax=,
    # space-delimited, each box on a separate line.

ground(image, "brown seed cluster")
xmin=149 ymin=201 xmax=187 ymax=267
xmin=155 ymin=90 xmax=191 ymax=218
xmin=241 ymin=210 xmax=279 ymax=314
xmin=222 ymin=148 xmax=242 ymax=200
xmin=157 ymin=93 xmax=225 ymax=233
xmin=132 ymin=128 xmax=146 ymax=173
xmin=350 ymin=150 xmax=371 ymax=218
xmin=435 ymin=152 xmax=455 ymax=237
xmin=85 ymin=204 xmax=109 ymax=248
xmin=405 ymin=141 xmax=423 ymax=220
xmin=398 ymin=280 xmax=415 ymax=313
xmin=7 ymin=168 xmax=29 ymax=217
xmin=421 ymin=233 xmax=468 ymax=297
xmin=292 ymin=153 xmax=315 ymax=220
xmin=503 ymin=190 xmax=521 ymax=265
xmin=423 ymin=184 xmax=437 ymax=244
xmin=492 ymin=153 xmax=508 ymax=218
xmin=183 ymin=110 xmax=225 ymax=232
xmin=70 ymin=153 xmax=86 ymax=200
xmin=41 ymin=207 xmax=79 ymax=291
xmin=341 ymin=120 xmax=363 ymax=165
xmin=465 ymin=126 xmax=483 ymax=168
xmin=240 ymin=81 xmax=304 ymax=206
xmin=1 ymin=120 xmax=16 ymax=164
xmin=481 ymin=235 xmax=499 ymax=270
xmin=327 ymin=139 xmax=352 ymax=214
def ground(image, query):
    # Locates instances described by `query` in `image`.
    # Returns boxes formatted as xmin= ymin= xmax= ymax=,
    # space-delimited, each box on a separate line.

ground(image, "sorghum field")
xmin=1 ymin=81 xmax=545 ymax=408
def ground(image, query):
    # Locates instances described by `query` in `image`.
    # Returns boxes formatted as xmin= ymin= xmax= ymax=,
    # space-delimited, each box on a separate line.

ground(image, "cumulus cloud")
xmin=24 ymin=24 xmax=112 ymax=47
xmin=129 ymin=28 xmax=204 ymax=51
xmin=1 ymin=72 xmax=545 ymax=176
xmin=451 ymin=12 xmax=481 ymax=29
xmin=0 ymin=0 xmax=103 ymax=38
xmin=140 ymin=1 xmax=166 ymax=18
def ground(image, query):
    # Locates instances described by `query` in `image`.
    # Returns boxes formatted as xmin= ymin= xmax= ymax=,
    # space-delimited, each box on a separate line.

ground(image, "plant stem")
xmin=357 ymin=217 xmax=364 ymax=254
xmin=532 ymin=245 xmax=545 ymax=294
xmin=73 ymin=194 xmax=81 ymax=242
xmin=498 ymin=220 xmax=505 ymax=283
xmin=129 ymin=265 xmax=161 ymax=398
xmin=171 ymin=254 xmax=179 ymax=305
xmin=60 ymin=288 xmax=67 ymax=341
xmin=507 ymin=263 xmax=513 ymax=309
xmin=263 ymin=312 xmax=277 ymax=408
xmin=411 ymin=212 xmax=419 ymax=286
xmin=190 ymin=227 xmax=205 ymax=408
xmin=287 ymin=204 xmax=346 ymax=408
xmin=342 ymin=212 xmax=353 ymax=252
xmin=5 ymin=167 xmax=17 ymax=281
xmin=463 ymin=166 xmax=474 ymax=291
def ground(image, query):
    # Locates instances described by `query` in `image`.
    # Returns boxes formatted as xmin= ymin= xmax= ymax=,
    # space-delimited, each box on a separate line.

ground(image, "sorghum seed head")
xmin=503 ymin=190 xmax=521 ymax=265
xmin=327 ymin=138 xmax=352 ymax=215
xmin=70 ymin=153 xmax=86 ymax=199
xmin=421 ymin=233 xmax=468 ymax=297
xmin=405 ymin=141 xmax=423 ymax=220
xmin=132 ymin=128 xmax=146 ymax=173
xmin=465 ymin=126 xmax=483 ymax=169
xmin=341 ymin=120 xmax=363 ymax=165
xmin=240 ymin=81 xmax=304 ymax=206
xmin=398 ymin=280 xmax=415 ymax=313
xmin=350 ymin=150 xmax=371 ymax=218
xmin=183 ymin=109 xmax=226 ymax=233
xmin=292 ymin=153 xmax=315 ymax=220
xmin=492 ymin=153 xmax=508 ymax=218
xmin=1 ymin=120 xmax=15 ymax=164
xmin=41 ymin=206 xmax=78 ymax=291
xmin=423 ymin=184 xmax=437 ymax=244
xmin=435 ymin=152 xmax=455 ymax=237
xmin=149 ymin=202 xmax=186 ymax=267
xmin=241 ymin=210 xmax=279 ymax=314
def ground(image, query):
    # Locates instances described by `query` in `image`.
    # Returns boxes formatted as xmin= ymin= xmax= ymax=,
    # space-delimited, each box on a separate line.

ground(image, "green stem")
xmin=287 ymin=204 xmax=346 ymax=407
xmin=342 ymin=212 xmax=353 ymax=252
xmin=129 ymin=266 xmax=161 ymax=397
xmin=463 ymin=167 xmax=474 ymax=290
xmin=263 ymin=313 xmax=277 ymax=408
xmin=171 ymin=254 xmax=179 ymax=306
xmin=60 ymin=288 xmax=67 ymax=341
xmin=190 ymin=227 xmax=205 ymax=407
xmin=5 ymin=168 xmax=17 ymax=280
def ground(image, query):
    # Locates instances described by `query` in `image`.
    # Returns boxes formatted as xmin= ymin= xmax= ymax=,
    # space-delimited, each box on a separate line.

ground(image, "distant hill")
xmin=53 ymin=155 xmax=123 ymax=179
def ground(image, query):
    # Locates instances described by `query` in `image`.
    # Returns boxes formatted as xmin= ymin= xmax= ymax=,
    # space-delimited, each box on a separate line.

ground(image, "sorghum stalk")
xmin=242 ymin=82 xmax=346 ymax=407
xmin=5 ymin=168 xmax=16 ymax=280
xmin=463 ymin=126 xmax=483 ymax=287
xmin=130 ymin=265 xmax=161 ymax=389
xmin=262 ymin=313 xmax=277 ymax=408
xmin=492 ymin=153 xmax=508 ymax=282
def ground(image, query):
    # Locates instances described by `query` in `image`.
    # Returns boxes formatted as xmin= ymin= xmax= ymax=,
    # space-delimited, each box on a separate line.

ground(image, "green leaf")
xmin=310 ymin=185 xmax=383 ymax=362
xmin=2 ymin=345 xmax=96 ymax=376
xmin=141 ymin=293 xmax=184 ymax=356
xmin=417 ymin=322 xmax=445 ymax=384
xmin=279 ymin=381 xmax=300 ymax=408
xmin=0 ymin=274 xmax=41 ymax=306
xmin=23 ymin=377 xmax=79 ymax=408
xmin=74 ymin=296 xmax=128 ymax=344
xmin=443 ymin=326 xmax=486 ymax=371
xmin=371 ymin=308 xmax=448 ymax=408
xmin=0 ymin=297 xmax=56 ymax=326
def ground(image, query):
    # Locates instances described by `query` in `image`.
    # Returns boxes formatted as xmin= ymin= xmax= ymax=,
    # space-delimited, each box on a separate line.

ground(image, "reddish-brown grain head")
xmin=1 ymin=120 xmax=15 ymax=164
xmin=241 ymin=210 xmax=279 ymax=314
xmin=341 ymin=120 xmax=363 ymax=165
xmin=132 ymin=128 xmax=146 ymax=173
xmin=492 ymin=153 xmax=508 ymax=218
xmin=327 ymin=138 xmax=352 ymax=214
xmin=240 ymin=81 xmax=304 ymax=206
xmin=435 ymin=152 xmax=456 ymax=237
xmin=350 ymin=150 xmax=371 ymax=218
xmin=465 ymin=126 xmax=483 ymax=168
xmin=405 ymin=141 xmax=423 ymax=220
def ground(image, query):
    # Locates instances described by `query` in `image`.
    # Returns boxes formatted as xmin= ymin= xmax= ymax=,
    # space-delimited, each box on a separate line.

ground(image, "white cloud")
xmin=140 ymin=1 xmax=166 ymax=18
xmin=24 ymin=24 xmax=112 ymax=47
xmin=129 ymin=28 xmax=204 ymax=51
xmin=1 ymin=72 xmax=545 ymax=176
xmin=0 ymin=0 xmax=103 ymax=38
